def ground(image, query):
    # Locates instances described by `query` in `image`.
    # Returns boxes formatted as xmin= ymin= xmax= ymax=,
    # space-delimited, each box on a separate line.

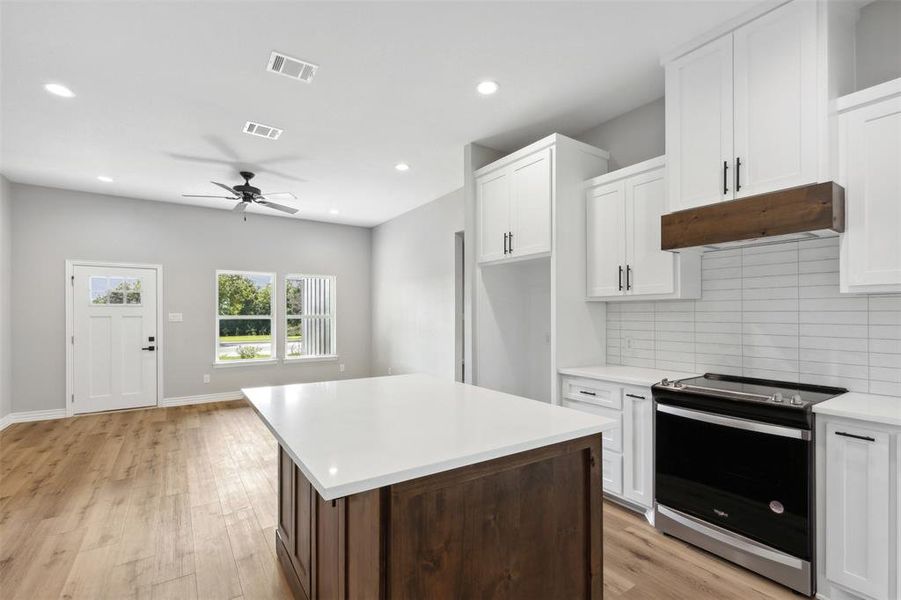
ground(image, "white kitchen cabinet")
xmin=732 ymin=0 xmax=817 ymax=199
xmin=665 ymin=35 xmax=734 ymax=211
xmin=560 ymin=374 xmax=654 ymax=518
xmin=664 ymin=0 xmax=854 ymax=211
xmin=476 ymin=146 xmax=553 ymax=264
xmin=839 ymin=78 xmax=901 ymax=294
xmin=622 ymin=386 xmax=653 ymax=508
xmin=585 ymin=157 xmax=700 ymax=301
xmin=823 ymin=421 xmax=893 ymax=600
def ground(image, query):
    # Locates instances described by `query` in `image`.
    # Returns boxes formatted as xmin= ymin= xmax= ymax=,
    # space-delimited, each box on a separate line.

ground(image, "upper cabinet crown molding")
xmin=663 ymin=0 xmax=857 ymax=213
xmin=473 ymin=133 xmax=609 ymax=179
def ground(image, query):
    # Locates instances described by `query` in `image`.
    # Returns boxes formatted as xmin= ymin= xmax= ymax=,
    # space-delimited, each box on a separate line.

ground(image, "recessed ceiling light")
xmin=477 ymin=80 xmax=499 ymax=96
xmin=97 ymin=175 xmax=113 ymax=183
xmin=395 ymin=162 xmax=410 ymax=172
xmin=44 ymin=83 xmax=75 ymax=98
xmin=329 ymin=208 xmax=340 ymax=215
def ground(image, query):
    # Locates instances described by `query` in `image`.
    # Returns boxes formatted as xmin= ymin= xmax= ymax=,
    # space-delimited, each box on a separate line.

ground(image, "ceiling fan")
xmin=182 ymin=171 xmax=298 ymax=215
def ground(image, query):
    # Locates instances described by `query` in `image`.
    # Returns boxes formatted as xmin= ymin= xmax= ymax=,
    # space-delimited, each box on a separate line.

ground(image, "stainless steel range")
xmin=652 ymin=373 xmax=847 ymax=597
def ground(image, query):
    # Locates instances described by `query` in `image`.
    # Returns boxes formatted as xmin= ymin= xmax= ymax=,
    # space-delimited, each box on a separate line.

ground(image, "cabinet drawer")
xmin=602 ymin=451 xmax=623 ymax=496
xmin=562 ymin=399 xmax=622 ymax=453
xmin=561 ymin=376 xmax=622 ymax=409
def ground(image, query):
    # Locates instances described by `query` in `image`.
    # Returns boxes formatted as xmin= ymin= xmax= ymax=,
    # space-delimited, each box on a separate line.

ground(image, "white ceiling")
xmin=0 ymin=1 xmax=756 ymax=227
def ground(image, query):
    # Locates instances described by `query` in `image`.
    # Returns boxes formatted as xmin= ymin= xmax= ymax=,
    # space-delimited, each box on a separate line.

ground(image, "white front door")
xmin=72 ymin=265 xmax=158 ymax=414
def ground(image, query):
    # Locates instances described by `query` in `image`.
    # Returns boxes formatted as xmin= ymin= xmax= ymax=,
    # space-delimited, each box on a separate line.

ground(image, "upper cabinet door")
xmin=843 ymin=94 xmax=901 ymax=290
xmin=733 ymin=0 xmax=817 ymax=198
xmin=626 ymin=168 xmax=675 ymax=296
xmin=666 ymin=35 xmax=734 ymax=212
xmin=510 ymin=148 xmax=553 ymax=258
xmin=477 ymin=170 xmax=510 ymax=264
xmin=586 ymin=181 xmax=627 ymax=297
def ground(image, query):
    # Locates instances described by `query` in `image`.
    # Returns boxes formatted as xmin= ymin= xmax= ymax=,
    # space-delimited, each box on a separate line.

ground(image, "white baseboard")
xmin=0 ymin=408 xmax=68 ymax=431
xmin=0 ymin=393 xmax=244 ymax=432
xmin=160 ymin=391 xmax=244 ymax=407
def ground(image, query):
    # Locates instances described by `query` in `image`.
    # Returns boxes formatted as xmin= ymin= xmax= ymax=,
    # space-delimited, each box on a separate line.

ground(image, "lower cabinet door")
xmin=602 ymin=450 xmax=624 ymax=496
xmin=825 ymin=421 xmax=891 ymax=600
xmin=622 ymin=388 xmax=653 ymax=508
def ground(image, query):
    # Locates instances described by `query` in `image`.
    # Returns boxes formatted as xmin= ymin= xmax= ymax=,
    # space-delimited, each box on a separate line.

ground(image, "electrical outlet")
xmin=203 ymin=374 xmax=210 ymax=384
xmin=339 ymin=363 xmax=345 ymax=373
xmin=388 ymin=367 xmax=392 ymax=375
xmin=624 ymin=336 xmax=633 ymax=351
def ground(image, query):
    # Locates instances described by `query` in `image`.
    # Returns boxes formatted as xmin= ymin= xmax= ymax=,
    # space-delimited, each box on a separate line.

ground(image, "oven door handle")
xmin=656 ymin=404 xmax=811 ymax=441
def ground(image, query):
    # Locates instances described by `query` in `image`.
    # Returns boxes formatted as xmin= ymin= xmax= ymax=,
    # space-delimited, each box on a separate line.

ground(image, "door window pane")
xmin=90 ymin=275 xmax=142 ymax=305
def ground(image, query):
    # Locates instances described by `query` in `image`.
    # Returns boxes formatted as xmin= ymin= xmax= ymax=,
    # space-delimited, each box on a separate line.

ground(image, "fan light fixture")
xmin=97 ymin=175 xmax=113 ymax=183
xmin=395 ymin=162 xmax=410 ymax=172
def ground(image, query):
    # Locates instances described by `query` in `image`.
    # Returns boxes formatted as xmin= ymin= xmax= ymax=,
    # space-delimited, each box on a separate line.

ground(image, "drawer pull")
xmin=625 ymin=393 xmax=646 ymax=400
xmin=834 ymin=431 xmax=875 ymax=442
xmin=579 ymin=390 xmax=597 ymax=397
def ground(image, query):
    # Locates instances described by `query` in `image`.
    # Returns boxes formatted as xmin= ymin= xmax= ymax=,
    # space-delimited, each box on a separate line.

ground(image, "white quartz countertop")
xmin=243 ymin=374 xmax=617 ymax=501
xmin=558 ymin=365 xmax=700 ymax=388
xmin=813 ymin=392 xmax=901 ymax=427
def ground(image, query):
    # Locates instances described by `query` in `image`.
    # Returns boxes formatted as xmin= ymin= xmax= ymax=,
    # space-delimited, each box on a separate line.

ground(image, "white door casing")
xmin=732 ymin=0 xmax=817 ymax=198
xmin=70 ymin=263 xmax=160 ymax=415
xmin=666 ymin=34 xmax=734 ymax=211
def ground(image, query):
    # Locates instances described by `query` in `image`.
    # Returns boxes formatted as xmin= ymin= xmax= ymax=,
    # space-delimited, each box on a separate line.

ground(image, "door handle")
xmin=618 ymin=266 xmax=624 ymax=291
xmin=503 ymin=232 xmax=509 ymax=254
xmin=834 ymin=431 xmax=875 ymax=442
xmin=723 ymin=160 xmax=729 ymax=195
xmin=508 ymin=231 xmax=513 ymax=253
xmin=141 ymin=346 xmax=156 ymax=351
xmin=626 ymin=265 xmax=632 ymax=290
xmin=735 ymin=157 xmax=742 ymax=192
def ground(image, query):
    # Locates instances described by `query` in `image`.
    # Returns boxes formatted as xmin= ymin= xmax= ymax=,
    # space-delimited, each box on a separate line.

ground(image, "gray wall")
xmin=10 ymin=183 xmax=372 ymax=412
xmin=855 ymin=0 xmax=901 ymax=91
xmin=0 ymin=175 xmax=11 ymax=419
xmin=576 ymin=97 xmax=664 ymax=171
xmin=371 ymin=188 xmax=463 ymax=379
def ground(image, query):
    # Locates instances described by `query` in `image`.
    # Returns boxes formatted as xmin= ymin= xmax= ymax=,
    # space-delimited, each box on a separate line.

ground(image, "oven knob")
xmin=772 ymin=392 xmax=784 ymax=403
xmin=790 ymin=395 xmax=804 ymax=406
xmin=661 ymin=378 xmax=670 ymax=387
xmin=673 ymin=381 xmax=684 ymax=389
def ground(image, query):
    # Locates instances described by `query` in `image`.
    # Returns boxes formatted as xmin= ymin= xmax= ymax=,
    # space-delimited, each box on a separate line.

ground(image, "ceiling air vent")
xmin=267 ymin=51 xmax=318 ymax=83
xmin=243 ymin=121 xmax=283 ymax=140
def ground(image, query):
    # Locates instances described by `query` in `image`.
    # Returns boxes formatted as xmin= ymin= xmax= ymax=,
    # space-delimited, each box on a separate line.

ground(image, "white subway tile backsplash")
xmin=605 ymin=238 xmax=901 ymax=395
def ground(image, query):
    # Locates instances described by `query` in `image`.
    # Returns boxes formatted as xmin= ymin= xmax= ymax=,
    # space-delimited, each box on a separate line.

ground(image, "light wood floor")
xmin=0 ymin=401 xmax=798 ymax=599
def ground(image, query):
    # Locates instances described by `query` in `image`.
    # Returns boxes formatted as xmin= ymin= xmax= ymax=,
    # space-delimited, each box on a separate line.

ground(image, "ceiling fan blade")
xmin=182 ymin=194 xmax=238 ymax=199
xmin=257 ymin=200 xmax=298 ymax=215
xmin=211 ymin=181 xmax=239 ymax=195
xmin=233 ymin=201 xmax=248 ymax=213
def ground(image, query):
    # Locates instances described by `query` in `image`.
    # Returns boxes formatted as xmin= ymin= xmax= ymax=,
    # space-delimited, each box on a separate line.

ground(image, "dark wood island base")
xmin=275 ymin=434 xmax=604 ymax=600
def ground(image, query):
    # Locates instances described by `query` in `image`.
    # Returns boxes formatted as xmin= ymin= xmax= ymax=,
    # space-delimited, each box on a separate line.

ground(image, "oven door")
xmin=655 ymin=402 xmax=812 ymax=559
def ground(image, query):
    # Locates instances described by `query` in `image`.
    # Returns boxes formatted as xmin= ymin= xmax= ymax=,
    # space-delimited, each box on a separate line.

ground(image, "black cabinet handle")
xmin=625 ymin=393 xmax=646 ymax=400
xmin=618 ymin=266 xmax=623 ymax=291
xmin=141 ymin=345 xmax=156 ymax=351
xmin=579 ymin=390 xmax=597 ymax=397
xmin=626 ymin=265 xmax=632 ymax=290
xmin=723 ymin=160 xmax=729 ymax=195
xmin=835 ymin=431 xmax=875 ymax=442
xmin=508 ymin=231 xmax=513 ymax=253
xmin=503 ymin=232 xmax=508 ymax=254
xmin=735 ymin=157 xmax=742 ymax=192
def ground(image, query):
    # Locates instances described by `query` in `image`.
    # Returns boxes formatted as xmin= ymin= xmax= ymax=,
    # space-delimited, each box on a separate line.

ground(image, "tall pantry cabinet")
xmin=472 ymin=134 xmax=610 ymax=405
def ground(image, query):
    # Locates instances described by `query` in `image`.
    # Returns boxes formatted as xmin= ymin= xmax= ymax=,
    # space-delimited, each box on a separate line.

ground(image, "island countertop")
xmin=243 ymin=373 xmax=617 ymax=500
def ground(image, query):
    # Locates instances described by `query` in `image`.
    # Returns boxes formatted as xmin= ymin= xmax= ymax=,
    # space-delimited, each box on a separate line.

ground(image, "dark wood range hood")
xmin=661 ymin=182 xmax=845 ymax=251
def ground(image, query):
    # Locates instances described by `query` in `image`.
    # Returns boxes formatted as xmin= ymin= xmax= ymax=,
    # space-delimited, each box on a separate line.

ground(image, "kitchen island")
xmin=243 ymin=374 xmax=617 ymax=600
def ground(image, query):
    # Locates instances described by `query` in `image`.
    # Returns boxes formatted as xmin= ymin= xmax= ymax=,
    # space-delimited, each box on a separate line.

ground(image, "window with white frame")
xmin=285 ymin=275 xmax=336 ymax=359
xmin=216 ymin=271 xmax=275 ymax=363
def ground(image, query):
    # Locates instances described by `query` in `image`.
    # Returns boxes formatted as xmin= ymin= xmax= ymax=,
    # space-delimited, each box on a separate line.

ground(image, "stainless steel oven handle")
xmin=656 ymin=404 xmax=810 ymax=440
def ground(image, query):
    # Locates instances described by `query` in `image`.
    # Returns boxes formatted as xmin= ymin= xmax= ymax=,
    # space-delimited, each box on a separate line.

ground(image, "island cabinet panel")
xmin=275 ymin=436 xmax=603 ymax=600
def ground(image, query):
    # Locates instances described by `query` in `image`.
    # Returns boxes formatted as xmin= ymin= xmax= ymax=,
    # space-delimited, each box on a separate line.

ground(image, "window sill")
xmin=283 ymin=355 xmax=339 ymax=364
xmin=214 ymin=359 xmax=279 ymax=369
